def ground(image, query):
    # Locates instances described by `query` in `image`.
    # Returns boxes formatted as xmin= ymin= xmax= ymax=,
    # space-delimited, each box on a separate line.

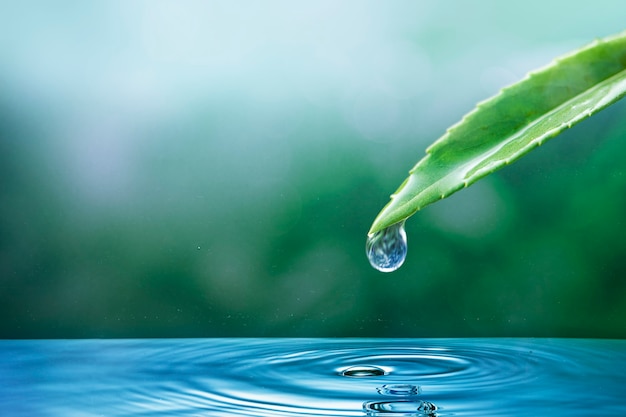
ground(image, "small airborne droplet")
xmin=366 ymin=221 xmax=407 ymax=272
xmin=377 ymin=384 xmax=422 ymax=396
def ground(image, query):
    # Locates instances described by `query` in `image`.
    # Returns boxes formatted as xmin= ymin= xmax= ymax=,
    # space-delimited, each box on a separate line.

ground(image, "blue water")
xmin=1 ymin=338 xmax=625 ymax=416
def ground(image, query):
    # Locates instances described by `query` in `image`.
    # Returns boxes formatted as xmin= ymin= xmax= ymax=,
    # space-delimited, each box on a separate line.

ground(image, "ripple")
xmin=4 ymin=338 xmax=626 ymax=416
xmin=125 ymin=339 xmax=617 ymax=415
xmin=131 ymin=339 xmax=598 ymax=414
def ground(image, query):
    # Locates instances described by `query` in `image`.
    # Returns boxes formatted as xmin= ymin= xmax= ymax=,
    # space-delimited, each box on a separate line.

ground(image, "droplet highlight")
xmin=341 ymin=365 xmax=387 ymax=377
xmin=366 ymin=221 xmax=407 ymax=272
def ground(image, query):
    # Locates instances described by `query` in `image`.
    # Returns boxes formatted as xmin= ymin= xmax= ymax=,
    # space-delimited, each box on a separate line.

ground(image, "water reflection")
xmin=1 ymin=338 xmax=625 ymax=416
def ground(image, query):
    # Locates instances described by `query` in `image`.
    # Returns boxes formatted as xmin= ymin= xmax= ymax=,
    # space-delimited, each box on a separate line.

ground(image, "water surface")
xmin=1 ymin=338 xmax=625 ymax=416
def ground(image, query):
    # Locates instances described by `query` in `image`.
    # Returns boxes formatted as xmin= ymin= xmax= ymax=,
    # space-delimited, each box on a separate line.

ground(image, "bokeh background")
xmin=1 ymin=1 xmax=626 ymax=338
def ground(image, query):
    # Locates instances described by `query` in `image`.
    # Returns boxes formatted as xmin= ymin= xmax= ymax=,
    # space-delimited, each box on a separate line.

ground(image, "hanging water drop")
xmin=366 ymin=221 xmax=407 ymax=272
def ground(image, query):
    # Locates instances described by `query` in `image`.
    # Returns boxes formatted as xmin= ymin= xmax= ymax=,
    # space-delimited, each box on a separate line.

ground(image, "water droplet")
xmin=377 ymin=384 xmax=421 ymax=396
xmin=341 ymin=365 xmax=387 ymax=377
xmin=418 ymin=401 xmax=437 ymax=413
xmin=366 ymin=221 xmax=407 ymax=272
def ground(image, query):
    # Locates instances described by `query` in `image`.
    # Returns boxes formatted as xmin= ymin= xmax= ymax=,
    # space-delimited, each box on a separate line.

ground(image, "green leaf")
xmin=368 ymin=30 xmax=626 ymax=236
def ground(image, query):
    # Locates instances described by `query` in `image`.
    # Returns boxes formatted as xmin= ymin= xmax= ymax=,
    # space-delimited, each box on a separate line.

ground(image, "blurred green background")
xmin=1 ymin=1 xmax=626 ymax=338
